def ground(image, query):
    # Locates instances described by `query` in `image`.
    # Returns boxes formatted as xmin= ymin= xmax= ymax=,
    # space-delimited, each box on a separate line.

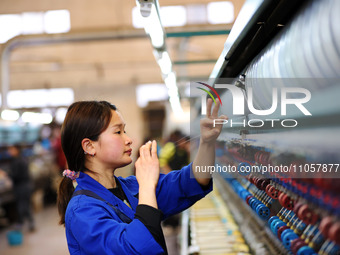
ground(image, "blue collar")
xmin=75 ymin=172 xmax=138 ymax=219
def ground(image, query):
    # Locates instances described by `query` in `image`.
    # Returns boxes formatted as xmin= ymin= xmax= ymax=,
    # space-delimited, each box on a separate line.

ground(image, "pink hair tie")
xmin=62 ymin=169 xmax=78 ymax=180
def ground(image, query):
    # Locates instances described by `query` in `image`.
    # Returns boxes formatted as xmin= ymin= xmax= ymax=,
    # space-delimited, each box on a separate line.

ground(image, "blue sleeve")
xmin=66 ymin=199 xmax=165 ymax=255
xmin=156 ymin=162 xmax=212 ymax=219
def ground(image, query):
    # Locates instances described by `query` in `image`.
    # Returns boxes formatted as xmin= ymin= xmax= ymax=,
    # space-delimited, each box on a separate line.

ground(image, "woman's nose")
xmin=125 ymin=134 xmax=132 ymax=145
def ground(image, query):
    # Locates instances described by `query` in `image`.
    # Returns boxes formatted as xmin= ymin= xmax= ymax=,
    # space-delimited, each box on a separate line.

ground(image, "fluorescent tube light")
xmin=136 ymin=0 xmax=165 ymax=49
xmin=155 ymin=50 xmax=172 ymax=75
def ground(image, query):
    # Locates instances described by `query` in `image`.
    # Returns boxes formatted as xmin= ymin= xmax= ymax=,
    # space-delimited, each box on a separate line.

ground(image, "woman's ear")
xmin=81 ymin=138 xmax=96 ymax=156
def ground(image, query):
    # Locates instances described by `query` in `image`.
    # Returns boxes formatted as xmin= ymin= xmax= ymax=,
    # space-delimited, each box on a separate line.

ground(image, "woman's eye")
xmin=115 ymin=131 xmax=121 ymax=134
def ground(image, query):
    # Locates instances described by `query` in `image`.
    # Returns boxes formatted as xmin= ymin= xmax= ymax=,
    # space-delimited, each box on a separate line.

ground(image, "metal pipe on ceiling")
xmin=166 ymin=30 xmax=230 ymax=38
xmin=0 ymin=27 xmax=230 ymax=110
xmin=0 ymin=29 xmax=147 ymax=110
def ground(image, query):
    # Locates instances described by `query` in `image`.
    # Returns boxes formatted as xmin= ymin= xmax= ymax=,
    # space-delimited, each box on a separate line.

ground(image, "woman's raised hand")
xmin=200 ymin=98 xmax=228 ymax=144
xmin=135 ymin=140 xmax=160 ymax=190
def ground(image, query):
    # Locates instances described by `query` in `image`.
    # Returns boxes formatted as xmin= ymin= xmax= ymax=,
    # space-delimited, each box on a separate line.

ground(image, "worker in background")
xmin=8 ymin=144 xmax=35 ymax=232
xmin=50 ymin=125 xmax=67 ymax=173
xmin=159 ymin=130 xmax=190 ymax=254
xmin=159 ymin=130 xmax=190 ymax=174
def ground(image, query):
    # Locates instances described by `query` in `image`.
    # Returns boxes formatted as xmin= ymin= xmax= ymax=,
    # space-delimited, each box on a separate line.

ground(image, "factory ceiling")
xmin=0 ymin=0 xmax=244 ymax=100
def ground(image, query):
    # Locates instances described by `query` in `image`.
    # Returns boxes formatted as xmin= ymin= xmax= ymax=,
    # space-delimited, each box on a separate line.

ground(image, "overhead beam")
xmin=173 ymin=59 xmax=216 ymax=65
xmin=167 ymin=29 xmax=230 ymax=38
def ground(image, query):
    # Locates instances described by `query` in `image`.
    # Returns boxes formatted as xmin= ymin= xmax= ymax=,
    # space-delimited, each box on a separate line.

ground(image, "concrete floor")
xmin=0 ymin=206 xmax=69 ymax=255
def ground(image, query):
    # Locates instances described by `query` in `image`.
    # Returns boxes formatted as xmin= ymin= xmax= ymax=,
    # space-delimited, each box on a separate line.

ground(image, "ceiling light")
xmin=1 ymin=109 xmax=19 ymax=121
xmin=136 ymin=0 xmax=165 ymax=49
xmin=22 ymin=112 xmax=53 ymax=124
xmin=155 ymin=50 xmax=172 ymax=75
xmin=136 ymin=0 xmax=183 ymax=114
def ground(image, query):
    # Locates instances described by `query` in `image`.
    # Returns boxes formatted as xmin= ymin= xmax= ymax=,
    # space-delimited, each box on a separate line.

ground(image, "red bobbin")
xmin=278 ymin=192 xmax=286 ymax=206
xmin=260 ymin=179 xmax=270 ymax=191
xmin=267 ymin=185 xmax=279 ymax=199
xmin=297 ymin=204 xmax=318 ymax=225
xmin=319 ymin=216 xmax=334 ymax=239
xmin=293 ymin=201 xmax=305 ymax=214
xmin=282 ymin=194 xmax=295 ymax=210
xmin=291 ymin=238 xmax=306 ymax=255
xmin=329 ymin=222 xmax=340 ymax=245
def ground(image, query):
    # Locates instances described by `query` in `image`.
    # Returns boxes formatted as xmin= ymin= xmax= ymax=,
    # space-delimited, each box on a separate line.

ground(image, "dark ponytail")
xmin=57 ymin=101 xmax=116 ymax=225
xmin=57 ymin=178 xmax=74 ymax=225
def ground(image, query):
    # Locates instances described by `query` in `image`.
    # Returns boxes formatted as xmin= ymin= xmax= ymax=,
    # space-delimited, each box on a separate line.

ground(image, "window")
xmin=186 ymin=5 xmax=207 ymax=25
xmin=4 ymin=88 xmax=74 ymax=108
xmin=132 ymin=2 xmax=235 ymax=28
xmin=136 ymin=84 xmax=168 ymax=107
xmin=0 ymin=14 xmax=22 ymax=43
xmin=0 ymin=10 xmax=71 ymax=44
xmin=44 ymin=10 xmax=71 ymax=34
xmin=207 ymin=1 xmax=234 ymax=24
xmin=159 ymin=6 xmax=186 ymax=27
xmin=133 ymin=5 xmax=186 ymax=28
xmin=22 ymin=12 xmax=44 ymax=34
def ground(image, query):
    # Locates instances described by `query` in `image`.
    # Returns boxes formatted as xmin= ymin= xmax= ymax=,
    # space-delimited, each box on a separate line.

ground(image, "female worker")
xmin=57 ymin=99 xmax=227 ymax=254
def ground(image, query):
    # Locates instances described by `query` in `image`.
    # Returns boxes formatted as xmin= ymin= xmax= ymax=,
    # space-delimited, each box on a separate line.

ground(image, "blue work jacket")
xmin=65 ymin=163 xmax=212 ymax=255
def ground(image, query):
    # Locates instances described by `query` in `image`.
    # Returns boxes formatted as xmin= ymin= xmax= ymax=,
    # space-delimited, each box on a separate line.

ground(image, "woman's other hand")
xmin=200 ymin=98 xmax=228 ymax=144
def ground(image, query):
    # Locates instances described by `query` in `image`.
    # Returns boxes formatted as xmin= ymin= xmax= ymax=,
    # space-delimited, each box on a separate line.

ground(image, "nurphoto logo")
xmin=196 ymin=82 xmax=312 ymax=128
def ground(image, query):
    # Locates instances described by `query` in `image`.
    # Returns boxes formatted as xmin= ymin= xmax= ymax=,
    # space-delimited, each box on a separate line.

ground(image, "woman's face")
xmin=93 ymin=110 xmax=133 ymax=169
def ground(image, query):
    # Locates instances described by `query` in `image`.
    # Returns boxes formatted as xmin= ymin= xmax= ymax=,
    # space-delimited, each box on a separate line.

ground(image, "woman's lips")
xmin=125 ymin=149 xmax=132 ymax=155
